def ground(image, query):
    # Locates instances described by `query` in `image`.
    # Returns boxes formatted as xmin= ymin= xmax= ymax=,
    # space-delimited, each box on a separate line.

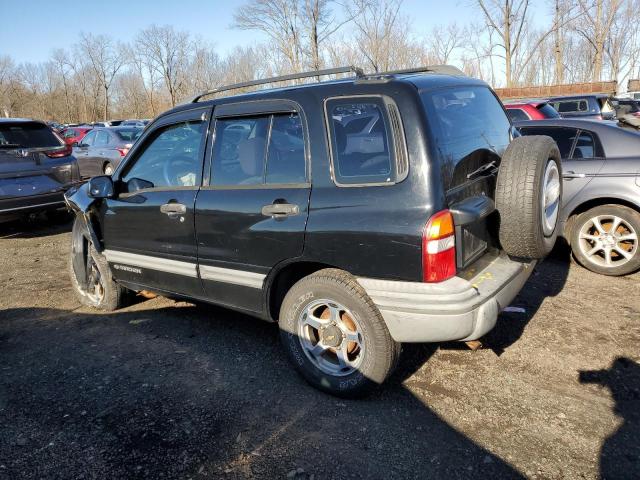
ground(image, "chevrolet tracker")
xmin=65 ymin=65 xmax=562 ymax=397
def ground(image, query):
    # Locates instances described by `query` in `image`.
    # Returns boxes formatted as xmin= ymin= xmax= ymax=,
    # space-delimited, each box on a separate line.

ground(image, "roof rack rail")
xmin=187 ymin=65 xmax=364 ymax=103
xmin=368 ymin=65 xmax=466 ymax=78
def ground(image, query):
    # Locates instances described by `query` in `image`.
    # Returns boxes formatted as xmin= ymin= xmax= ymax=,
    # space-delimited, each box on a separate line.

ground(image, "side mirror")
xmin=88 ymin=175 xmax=115 ymax=199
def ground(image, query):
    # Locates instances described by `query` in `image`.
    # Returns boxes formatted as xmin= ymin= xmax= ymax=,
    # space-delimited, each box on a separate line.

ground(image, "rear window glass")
xmin=0 ymin=122 xmax=61 ymax=148
xmin=326 ymin=99 xmax=393 ymax=185
xmin=551 ymin=100 xmax=590 ymax=113
xmin=421 ymin=86 xmax=511 ymax=188
xmin=506 ymin=108 xmax=530 ymax=121
xmin=116 ymin=129 xmax=142 ymax=142
xmin=536 ymin=103 xmax=561 ymax=118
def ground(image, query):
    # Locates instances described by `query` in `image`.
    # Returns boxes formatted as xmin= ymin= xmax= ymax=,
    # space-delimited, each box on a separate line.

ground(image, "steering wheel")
xmin=162 ymin=155 xmax=196 ymax=186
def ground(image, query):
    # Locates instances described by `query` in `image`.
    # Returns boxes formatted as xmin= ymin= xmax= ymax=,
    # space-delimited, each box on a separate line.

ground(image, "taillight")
xmin=44 ymin=144 xmax=72 ymax=158
xmin=595 ymin=115 xmax=603 ymax=120
xmin=116 ymin=148 xmax=129 ymax=157
xmin=422 ymin=210 xmax=456 ymax=283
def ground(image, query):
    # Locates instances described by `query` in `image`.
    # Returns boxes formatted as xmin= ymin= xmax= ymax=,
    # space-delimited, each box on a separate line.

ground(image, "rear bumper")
xmin=0 ymin=191 xmax=68 ymax=215
xmin=358 ymin=254 xmax=536 ymax=343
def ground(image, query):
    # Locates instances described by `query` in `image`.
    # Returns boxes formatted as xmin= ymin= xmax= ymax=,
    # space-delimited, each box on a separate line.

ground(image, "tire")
xmin=279 ymin=269 xmax=401 ymax=398
xmin=570 ymin=204 xmax=640 ymax=276
xmin=104 ymin=163 xmax=114 ymax=175
xmin=495 ymin=135 xmax=562 ymax=259
xmin=69 ymin=216 xmax=130 ymax=311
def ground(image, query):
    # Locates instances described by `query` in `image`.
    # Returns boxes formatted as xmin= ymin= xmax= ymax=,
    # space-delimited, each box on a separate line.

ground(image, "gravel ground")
xmin=0 ymin=213 xmax=638 ymax=480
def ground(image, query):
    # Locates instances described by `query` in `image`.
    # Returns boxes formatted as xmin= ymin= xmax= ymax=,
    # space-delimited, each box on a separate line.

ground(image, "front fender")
xmin=64 ymin=182 xmax=104 ymax=253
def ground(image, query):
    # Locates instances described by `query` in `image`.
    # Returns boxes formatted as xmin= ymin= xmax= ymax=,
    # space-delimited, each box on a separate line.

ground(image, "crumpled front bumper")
xmin=358 ymin=254 xmax=536 ymax=343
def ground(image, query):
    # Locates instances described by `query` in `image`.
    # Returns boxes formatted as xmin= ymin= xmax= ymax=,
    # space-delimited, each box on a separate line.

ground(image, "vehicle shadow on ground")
xmin=0 ymin=210 xmax=72 ymax=239
xmin=0 ymin=304 xmax=527 ymax=479
xmin=580 ymin=357 xmax=640 ymax=479
xmin=481 ymin=242 xmax=571 ymax=356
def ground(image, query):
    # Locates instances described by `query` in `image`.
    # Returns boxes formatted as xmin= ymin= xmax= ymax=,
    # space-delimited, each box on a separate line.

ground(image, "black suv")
xmin=66 ymin=66 xmax=562 ymax=397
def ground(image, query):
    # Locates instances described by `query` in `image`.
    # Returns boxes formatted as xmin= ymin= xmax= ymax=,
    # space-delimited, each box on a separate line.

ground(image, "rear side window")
xmin=0 ymin=122 xmax=61 ymax=148
xmin=116 ymin=129 xmax=142 ymax=142
xmin=95 ymin=131 xmax=110 ymax=147
xmin=573 ymin=132 xmax=595 ymax=158
xmin=519 ymin=127 xmax=578 ymax=158
xmin=211 ymin=113 xmax=306 ymax=186
xmin=506 ymin=108 xmax=530 ymax=121
xmin=421 ymin=86 xmax=511 ymax=189
xmin=326 ymin=98 xmax=398 ymax=185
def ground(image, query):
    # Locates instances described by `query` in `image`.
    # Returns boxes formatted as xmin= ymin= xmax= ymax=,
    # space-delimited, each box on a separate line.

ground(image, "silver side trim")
xmin=0 ymin=200 xmax=64 ymax=213
xmin=200 ymin=264 xmax=265 ymax=289
xmin=103 ymin=250 xmax=198 ymax=278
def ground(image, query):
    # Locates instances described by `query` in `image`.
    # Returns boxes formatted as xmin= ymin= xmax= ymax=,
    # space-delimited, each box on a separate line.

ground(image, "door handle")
xmin=261 ymin=203 xmax=299 ymax=218
xmin=160 ymin=203 xmax=187 ymax=217
xmin=563 ymin=171 xmax=586 ymax=179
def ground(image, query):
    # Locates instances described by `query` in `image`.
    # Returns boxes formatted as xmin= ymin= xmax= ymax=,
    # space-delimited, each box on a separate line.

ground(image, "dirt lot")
xmin=0 ymin=213 xmax=638 ymax=480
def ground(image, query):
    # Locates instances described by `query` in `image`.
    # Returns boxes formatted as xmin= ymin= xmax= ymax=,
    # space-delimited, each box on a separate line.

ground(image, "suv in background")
xmin=66 ymin=66 xmax=561 ymax=397
xmin=547 ymin=94 xmax=616 ymax=120
xmin=504 ymin=100 xmax=561 ymax=121
xmin=1 ymin=118 xmax=81 ymax=222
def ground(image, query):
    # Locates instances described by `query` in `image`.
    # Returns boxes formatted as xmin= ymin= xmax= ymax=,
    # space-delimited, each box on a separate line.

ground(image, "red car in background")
xmin=60 ymin=127 xmax=92 ymax=146
xmin=504 ymin=100 xmax=561 ymax=121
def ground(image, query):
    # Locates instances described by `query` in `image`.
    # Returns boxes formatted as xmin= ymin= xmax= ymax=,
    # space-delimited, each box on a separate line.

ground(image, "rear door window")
xmin=572 ymin=131 xmax=597 ymax=158
xmin=80 ymin=131 xmax=97 ymax=146
xmin=211 ymin=113 xmax=306 ymax=186
xmin=95 ymin=131 xmax=111 ymax=147
xmin=0 ymin=122 xmax=61 ymax=148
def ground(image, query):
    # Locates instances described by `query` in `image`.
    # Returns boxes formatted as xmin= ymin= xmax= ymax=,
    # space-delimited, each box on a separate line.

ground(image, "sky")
xmin=0 ymin=0 xmax=548 ymax=64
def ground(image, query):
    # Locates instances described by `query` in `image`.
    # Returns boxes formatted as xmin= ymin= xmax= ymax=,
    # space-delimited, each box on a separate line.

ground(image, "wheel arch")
xmin=564 ymin=196 xmax=640 ymax=238
xmin=266 ymin=260 xmax=340 ymax=322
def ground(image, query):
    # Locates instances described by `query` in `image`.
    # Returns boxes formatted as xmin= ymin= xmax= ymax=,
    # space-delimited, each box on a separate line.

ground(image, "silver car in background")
xmin=72 ymin=126 xmax=142 ymax=177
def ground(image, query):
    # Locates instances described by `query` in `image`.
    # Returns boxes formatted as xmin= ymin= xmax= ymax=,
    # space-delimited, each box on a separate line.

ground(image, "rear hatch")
xmin=0 ymin=121 xmax=76 ymax=200
xmin=420 ymin=85 xmax=511 ymax=270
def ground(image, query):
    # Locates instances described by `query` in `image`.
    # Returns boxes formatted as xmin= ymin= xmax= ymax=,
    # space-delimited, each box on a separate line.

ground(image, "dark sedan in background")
xmin=72 ymin=126 xmax=142 ymax=177
xmin=0 ymin=118 xmax=80 ymax=222
xmin=547 ymin=94 xmax=616 ymax=121
xmin=516 ymin=119 xmax=640 ymax=276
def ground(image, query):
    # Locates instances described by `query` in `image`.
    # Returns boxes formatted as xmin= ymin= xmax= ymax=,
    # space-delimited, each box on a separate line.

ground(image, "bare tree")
xmin=427 ymin=23 xmax=465 ymax=64
xmin=78 ymin=33 xmax=126 ymax=119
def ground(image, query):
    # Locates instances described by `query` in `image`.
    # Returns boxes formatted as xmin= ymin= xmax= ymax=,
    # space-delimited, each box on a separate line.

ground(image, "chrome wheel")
xmin=298 ymin=299 xmax=364 ymax=377
xmin=541 ymin=160 xmax=561 ymax=236
xmin=578 ymin=215 xmax=638 ymax=268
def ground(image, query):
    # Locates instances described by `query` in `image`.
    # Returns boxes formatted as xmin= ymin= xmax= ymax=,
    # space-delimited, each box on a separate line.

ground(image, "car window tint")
xmin=211 ymin=116 xmax=269 ymax=186
xmin=80 ymin=130 xmax=97 ymax=146
xmin=536 ymin=103 xmax=561 ymax=118
xmin=572 ymin=131 xmax=595 ymax=159
xmin=266 ymin=114 xmax=306 ymax=184
xmin=421 ymin=86 xmax=510 ymax=189
xmin=552 ymin=100 xmax=589 ymax=113
xmin=519 ymin=127 xmax=577 ymax=158
xmin=116 ymin=129 xmax=142 ymax=142
xmin=327 ymin=101 xmax=392 ymax=184
xmin=506 ymin=108 xmax=529 ymax=121
xmin=122 ymin=120 xmax=205 ymax=191
xmin=63 ymin=129 xmax=77 ymax=138
xmin=0 ymin=122 xmax=61 ymax=148
xmin=95 ymin=131 xmax=110 ymax=147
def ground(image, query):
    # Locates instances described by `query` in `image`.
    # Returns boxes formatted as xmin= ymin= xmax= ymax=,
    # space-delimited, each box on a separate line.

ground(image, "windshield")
xmin=421 ymin=86 xmax=510 ymax=189
xmin=0 ymin=122 xmax=62 ymax=148
xmin=116 ymin=128 xmax=142 ymax=142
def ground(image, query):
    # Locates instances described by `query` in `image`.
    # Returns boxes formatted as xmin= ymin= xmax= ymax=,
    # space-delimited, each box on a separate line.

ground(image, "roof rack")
xmin=187 ymin=65 xmax=364 ymax=103
xmin=367 ymin=65 xmax=465 ymax=78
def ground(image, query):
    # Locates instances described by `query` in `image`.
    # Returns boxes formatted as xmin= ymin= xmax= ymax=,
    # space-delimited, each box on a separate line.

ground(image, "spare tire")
xmin=495 ymin=135 xmax=562 ymax=259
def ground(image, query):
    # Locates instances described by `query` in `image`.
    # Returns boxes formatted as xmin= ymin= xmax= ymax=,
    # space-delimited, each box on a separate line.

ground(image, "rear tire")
xmin=570 ymin=205 xmax=640 ymax=276
xmin=104 ymin=163 xmax=114 ymax=175
xmin=279 ymin=269 xmax=400 ymax=398
xmin=495 ymin=135 xmax=562 ymax=259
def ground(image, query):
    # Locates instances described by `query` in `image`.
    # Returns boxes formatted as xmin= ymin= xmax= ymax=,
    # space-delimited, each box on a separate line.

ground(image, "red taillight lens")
xmin=116 ymin=148 xmax=130 ymax=157
xmin=595 ymin=115 xmax=603 ymax=120
xmin=44 ymin=144 xmax=72 ymax=158
xmin=422 ymin=210 xmax=457 ymax=283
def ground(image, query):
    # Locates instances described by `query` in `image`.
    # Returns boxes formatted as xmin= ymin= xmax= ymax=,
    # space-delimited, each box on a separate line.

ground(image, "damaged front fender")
xmin=64 ymin=182 xmax=104 ymax=253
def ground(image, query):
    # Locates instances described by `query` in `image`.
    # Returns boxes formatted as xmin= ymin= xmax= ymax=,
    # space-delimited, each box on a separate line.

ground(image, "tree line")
xmin=1 ymin=0 xmax=639 ymax=122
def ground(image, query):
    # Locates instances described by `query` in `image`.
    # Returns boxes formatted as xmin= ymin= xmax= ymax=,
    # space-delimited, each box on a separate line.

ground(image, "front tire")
xmin=570 ymin=205 xmax=640 ymax=276
xmin=279 ymin=269 xmax=400 ymax=398
xmin=69 ymin=217 xmax=130 ymax=311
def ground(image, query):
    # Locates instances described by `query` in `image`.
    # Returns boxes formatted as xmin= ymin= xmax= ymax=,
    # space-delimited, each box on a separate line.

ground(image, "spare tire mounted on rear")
xmin=495 ymin=135 xmax=562 ymax=259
